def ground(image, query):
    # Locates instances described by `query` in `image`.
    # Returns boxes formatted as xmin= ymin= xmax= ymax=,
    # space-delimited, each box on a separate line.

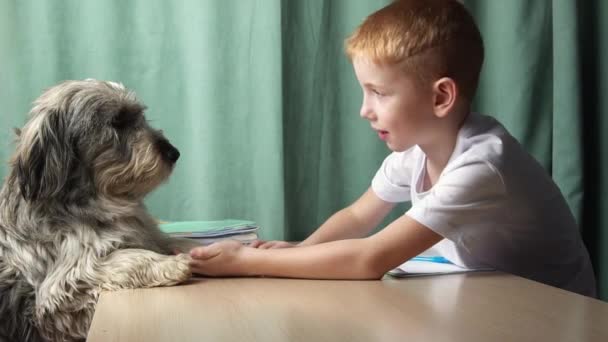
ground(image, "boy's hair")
xmin=345 ymin=0 xmax=484 ymax=103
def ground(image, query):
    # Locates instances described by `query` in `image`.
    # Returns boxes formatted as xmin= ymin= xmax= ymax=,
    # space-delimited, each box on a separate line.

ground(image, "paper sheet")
xmin=387 ymin=259 xmax=493 ymax=278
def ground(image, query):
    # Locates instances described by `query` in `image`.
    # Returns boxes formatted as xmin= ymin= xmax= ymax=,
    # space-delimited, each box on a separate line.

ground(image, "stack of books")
xmin=159 ymin=219 xmax=259 ymax=245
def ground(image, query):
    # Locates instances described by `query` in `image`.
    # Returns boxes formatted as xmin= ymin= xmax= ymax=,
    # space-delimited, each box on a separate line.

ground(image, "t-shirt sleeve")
xmin=371 ymin=149 xmax=417 ymax=203
xmin=406 ymin=158 xmax=506 ymax=241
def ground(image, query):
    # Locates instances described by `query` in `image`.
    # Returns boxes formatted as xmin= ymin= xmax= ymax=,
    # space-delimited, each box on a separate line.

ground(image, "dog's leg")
xmin=34 ymin=250 xmax=190 ymax=341
xmin=97 ymin=248 xmax=191 ymax=291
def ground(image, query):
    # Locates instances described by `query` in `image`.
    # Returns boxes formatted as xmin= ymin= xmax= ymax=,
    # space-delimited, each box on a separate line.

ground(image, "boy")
xmin=189 ymin=0 xmax=596 ymax=297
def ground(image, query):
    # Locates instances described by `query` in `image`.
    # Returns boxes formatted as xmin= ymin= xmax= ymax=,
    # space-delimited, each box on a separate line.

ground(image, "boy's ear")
xmin=432 ymin=77 xmax=457 ymax=118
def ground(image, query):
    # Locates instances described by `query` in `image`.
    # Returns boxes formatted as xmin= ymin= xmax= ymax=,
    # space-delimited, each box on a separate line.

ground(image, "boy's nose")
xmin=360 ymin=104 xmax=374 ymax=120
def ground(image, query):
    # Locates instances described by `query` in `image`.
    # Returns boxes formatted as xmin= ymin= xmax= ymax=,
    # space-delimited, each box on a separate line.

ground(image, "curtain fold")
xmin=1 ymin=0 xmax=606 ymax=299
xmin=551 ymin=0 xmax=584 ymax=224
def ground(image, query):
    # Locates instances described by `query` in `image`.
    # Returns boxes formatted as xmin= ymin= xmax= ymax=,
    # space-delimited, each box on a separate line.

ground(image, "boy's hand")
xmin=249 ymin=240 xmax=296 ymax=249
xmin=189 ymin=240 xmax=246 ymax=276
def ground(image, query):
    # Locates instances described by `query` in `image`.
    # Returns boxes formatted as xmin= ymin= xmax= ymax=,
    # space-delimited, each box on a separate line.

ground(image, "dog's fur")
xmin=0 ymin=80 xmax=199 ymax=341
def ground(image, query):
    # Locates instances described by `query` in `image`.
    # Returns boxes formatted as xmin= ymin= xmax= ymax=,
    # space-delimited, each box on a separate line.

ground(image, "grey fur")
xmin=0 ymin=80 xmax=199 ymax=341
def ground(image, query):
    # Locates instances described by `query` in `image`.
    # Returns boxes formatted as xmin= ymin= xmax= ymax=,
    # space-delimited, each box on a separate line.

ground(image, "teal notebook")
xmin=159 ymin=220 xmax=258 ymax=238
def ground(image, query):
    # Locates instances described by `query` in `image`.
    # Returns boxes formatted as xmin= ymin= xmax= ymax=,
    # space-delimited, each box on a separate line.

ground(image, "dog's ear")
xmin=16 ymin=111 xmax=85 ymax=202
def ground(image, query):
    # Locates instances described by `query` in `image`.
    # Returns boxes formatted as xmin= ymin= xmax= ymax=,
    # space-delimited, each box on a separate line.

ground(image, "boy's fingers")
xmin=189 ymin=260 xmax=207 ymax=274
xmin=258 ymin=242 xmax=273 ymax=249
xmin=189 ymin=259 xmax=202 ymax=268
xmin=249 ymin=240 xmax=265 ymax=248
xmin=261 ymin=241 xmax=286 ymax=249
xmin=189 ymin=244 xmax=221 ymax=260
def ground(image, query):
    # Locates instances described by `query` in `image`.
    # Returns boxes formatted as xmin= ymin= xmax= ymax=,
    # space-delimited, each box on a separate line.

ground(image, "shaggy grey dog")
xmin=0 ymin=80 xmax=199 ymax=341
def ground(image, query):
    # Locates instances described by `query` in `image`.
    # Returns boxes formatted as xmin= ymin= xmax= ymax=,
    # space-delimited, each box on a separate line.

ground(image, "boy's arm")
xmin=190 ymin=213 xmax=442 ymax=279
xmin=299 ymin=187 xmax=396 ymax=246
xmin=251 ymin=187 xmax=394 ymax=249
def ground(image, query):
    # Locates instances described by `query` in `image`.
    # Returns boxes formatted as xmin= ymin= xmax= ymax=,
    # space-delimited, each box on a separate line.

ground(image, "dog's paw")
xmin=99 ymin=249 xmax=192 ymax=290
xmin=159 ymin=254 xmax=192 ymax=286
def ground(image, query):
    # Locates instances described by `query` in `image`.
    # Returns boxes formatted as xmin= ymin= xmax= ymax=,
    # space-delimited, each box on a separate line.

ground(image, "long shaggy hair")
xmin=0 ymin=80 xmax=199 ymax=341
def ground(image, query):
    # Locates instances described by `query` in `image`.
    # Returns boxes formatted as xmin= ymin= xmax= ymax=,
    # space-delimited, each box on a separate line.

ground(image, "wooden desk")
xmin=88 ymin=273 xmax=608 ymax=342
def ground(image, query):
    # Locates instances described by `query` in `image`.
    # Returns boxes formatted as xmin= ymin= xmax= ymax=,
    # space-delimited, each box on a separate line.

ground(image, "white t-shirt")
xmin=372 ymin=113 xmax=596 ymax=297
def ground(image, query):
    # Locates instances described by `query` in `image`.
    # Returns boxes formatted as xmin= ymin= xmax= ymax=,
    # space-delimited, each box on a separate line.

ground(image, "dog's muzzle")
xmin=157 ymin=139 xmax=180 ymax=163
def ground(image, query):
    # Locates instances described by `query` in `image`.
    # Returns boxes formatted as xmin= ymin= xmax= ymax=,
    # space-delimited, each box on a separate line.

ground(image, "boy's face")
xmin=353 ymin=57 xmax=435 ymax=152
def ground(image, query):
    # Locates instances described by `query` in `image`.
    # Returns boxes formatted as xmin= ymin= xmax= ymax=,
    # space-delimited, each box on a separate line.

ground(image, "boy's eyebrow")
xmin=362 ymin=82 xmax=384 ymax=88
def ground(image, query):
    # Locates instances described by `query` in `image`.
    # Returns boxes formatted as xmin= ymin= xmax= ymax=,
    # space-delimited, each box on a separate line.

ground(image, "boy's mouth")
xmin=377 ymin=130 xmax=389 ymax=141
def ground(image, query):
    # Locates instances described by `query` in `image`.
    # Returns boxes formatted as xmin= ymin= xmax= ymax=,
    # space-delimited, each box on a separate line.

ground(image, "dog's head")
xmin=11 ymin=79 xmax=180 ymax=203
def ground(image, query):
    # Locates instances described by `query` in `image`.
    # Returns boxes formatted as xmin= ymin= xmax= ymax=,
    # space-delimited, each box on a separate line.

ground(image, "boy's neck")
xmin=422 ymin=137 xmax=457 ymax=189
xmin=420 ymin=110 xmax=469 ymax=188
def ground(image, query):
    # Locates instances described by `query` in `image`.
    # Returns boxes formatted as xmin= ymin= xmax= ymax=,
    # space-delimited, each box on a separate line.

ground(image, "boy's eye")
xmin=372 ymin=89 xmax=384 ymax=96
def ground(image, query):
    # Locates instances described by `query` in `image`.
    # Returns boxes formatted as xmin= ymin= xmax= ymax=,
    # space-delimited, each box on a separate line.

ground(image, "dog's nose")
xmin=158 ymin=139 xmax=180 ymax=163
xmin=166 ymin=146 xmax=180 ymax=163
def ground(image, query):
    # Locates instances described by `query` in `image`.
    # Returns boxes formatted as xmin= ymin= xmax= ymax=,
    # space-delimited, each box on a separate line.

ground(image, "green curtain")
xmin=1 ymin=0 xmax=606 ymax=299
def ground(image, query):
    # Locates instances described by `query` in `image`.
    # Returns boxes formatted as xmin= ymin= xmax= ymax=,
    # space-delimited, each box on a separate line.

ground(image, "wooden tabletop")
xmin=88 ymin=272 xmax=608 ymax=342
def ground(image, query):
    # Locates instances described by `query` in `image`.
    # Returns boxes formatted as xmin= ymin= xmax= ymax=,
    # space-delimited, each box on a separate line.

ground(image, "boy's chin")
xmin=387 ymin=141 xmax=414 ymax=152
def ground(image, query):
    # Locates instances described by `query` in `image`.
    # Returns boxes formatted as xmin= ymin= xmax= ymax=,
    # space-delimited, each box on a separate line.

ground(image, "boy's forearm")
xmin=241 ymin=239 xmax=385 ymax=280
xmin=299 ymin=208 xmax=372 ymax=246
xmin=298 ymin=188 xmax=395 ymax=247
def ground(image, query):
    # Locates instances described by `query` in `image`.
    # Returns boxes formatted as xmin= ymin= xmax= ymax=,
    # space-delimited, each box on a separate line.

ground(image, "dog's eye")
xmin=112 ymin=110 xmax=137 ymax=129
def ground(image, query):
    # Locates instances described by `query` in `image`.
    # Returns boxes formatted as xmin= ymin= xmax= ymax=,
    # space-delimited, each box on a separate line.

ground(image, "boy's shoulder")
xmin=449 ymin=113 xmax=511 ymax=166
xmin=446 ymin=113 xmax=557 ymax=193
